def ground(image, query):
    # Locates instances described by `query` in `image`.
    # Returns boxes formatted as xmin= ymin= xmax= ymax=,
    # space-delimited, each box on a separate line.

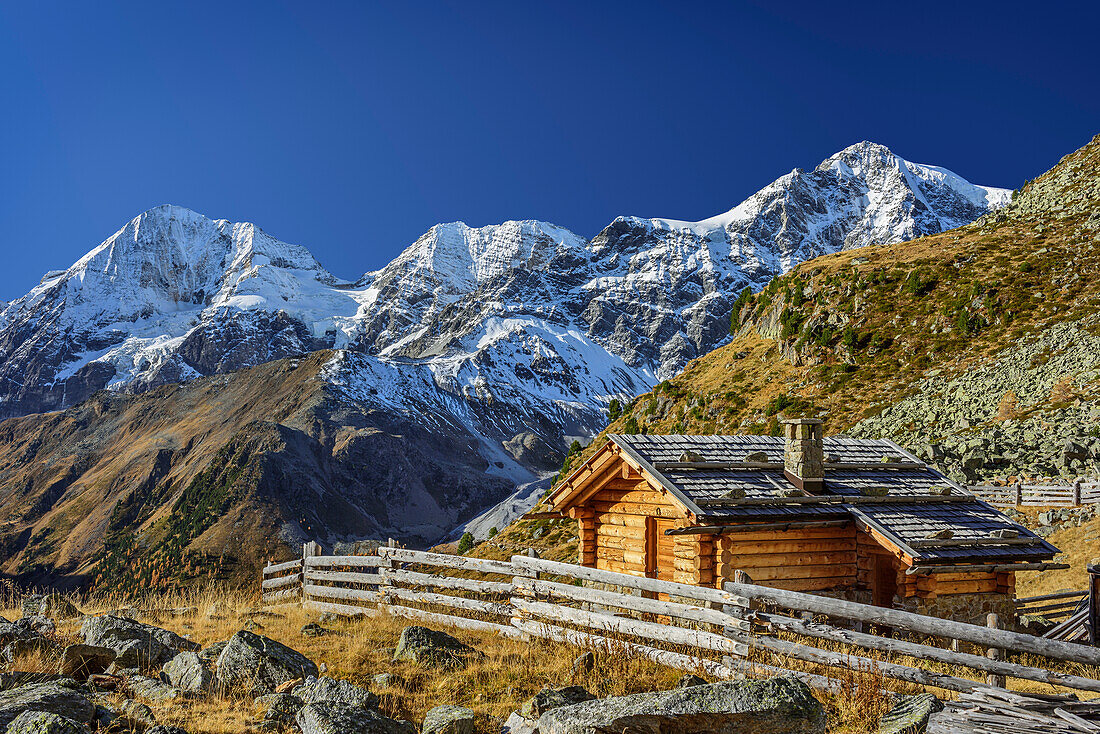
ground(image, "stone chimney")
xmin=782 ymin=418 xmax=824 ymax=493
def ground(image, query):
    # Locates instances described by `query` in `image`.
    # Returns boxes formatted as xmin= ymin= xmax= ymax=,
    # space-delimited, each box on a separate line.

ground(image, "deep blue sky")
xmin=1 ymin=2 xmax=1096 ymax=298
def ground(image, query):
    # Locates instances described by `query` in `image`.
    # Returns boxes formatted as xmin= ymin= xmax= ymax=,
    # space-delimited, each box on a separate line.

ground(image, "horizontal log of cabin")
xmin=732 ymin=564 xmax=856 ymax=581
xmin=723 ymin=551 xmax=856 ymax=567
xmin=766 ymin=576 xmax=857 ymax=592
xmin=592 ymin=500 xmax=684 ymax=516
xmin=595 ymin=513 xmax=649 ymax=527
xmin=719 ymin=539 xmax=856 ymax=556
xmin=718 ymin=526 xmax=856 ymax=543
xmin=597 ymin=524 xmax=646 ymax=539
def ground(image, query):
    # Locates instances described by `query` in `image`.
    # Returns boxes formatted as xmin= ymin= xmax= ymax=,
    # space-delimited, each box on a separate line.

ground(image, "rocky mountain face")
xmin=574 ymin=134 xmax=1100 ymax=491
xmin=0 ymin=144 xmax=1005 ymax=451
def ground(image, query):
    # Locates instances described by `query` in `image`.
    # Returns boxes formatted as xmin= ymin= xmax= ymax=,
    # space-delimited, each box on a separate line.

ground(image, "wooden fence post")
xmin=1088 ymin=559 xmax=1100 ymax=647
xmin=379 ymin=538 xmax=398 ymax=614
xmin=1015 ymin=481 xmax=1023 ymax=507
xmin=1074 ymin=479 xmax=1083 ymax=507
xmin=986 ymin=613 xmax=1006 ymax=688
xmin=301 ymin=541 xmax=318 ymax=609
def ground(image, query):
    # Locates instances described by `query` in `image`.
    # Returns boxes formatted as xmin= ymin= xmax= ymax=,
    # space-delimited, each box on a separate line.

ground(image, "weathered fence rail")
xmin=263 ymin=542 xmax=1100 ymax=697
xmin=1015 ymin=589 xmax=1088 ymax=623
xmin=969 ymin=480 xmax=1100 ymax=507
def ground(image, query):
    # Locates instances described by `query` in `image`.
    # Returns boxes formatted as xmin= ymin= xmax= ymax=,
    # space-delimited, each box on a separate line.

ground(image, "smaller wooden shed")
xmin=549 ymin=419 xmax=1060 ymax=624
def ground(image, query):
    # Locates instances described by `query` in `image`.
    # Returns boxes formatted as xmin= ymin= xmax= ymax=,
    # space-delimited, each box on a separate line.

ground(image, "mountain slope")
xmin=571 ymin=133 xmax=1100 ymax=489
xmin=0 ymin=351 xmax=513 ymax=590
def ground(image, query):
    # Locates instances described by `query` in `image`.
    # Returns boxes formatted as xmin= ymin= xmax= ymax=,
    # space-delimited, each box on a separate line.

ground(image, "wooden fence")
xmin=969 ymin=480 xmax=1100 ymax=507
xmin=262 ymin=541 xmax=1100 ymax=697
xmin=1015 ymin=590 xmax=1088 ymax=624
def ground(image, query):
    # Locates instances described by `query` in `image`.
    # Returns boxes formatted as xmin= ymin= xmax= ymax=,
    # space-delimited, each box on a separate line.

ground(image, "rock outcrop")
xmin=215 ymin=630 xmax=318 ymax=695
xmin=0 ymin=681 xmax=96 ymax=729
xmin=536 ymin=677 xmax=826 ymax=734
xmin=296 ymin=702 xmax=416 ymax=734
xmin=392 ymin=627 xmax=478 ymax=669
xmin=80 ymin=615 xmax=198 ymax=668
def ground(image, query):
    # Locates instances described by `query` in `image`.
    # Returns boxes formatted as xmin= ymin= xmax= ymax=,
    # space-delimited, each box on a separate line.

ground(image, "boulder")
xmin=522 ymin=687 xmax=596 ymax=719
xmin=877 ymin=693 xmax=943 ymax=734
xmin=536 ymin=677 xmax=826 ymax=734
xmin=0 ymin=616 xmax=55 ymax=647
xmin=371 ymin=673 xmax=405 ymax=689
xmin=21 ymin=593 xmax=82 ymax=621
xmin=0 ymin=681 xmax=96 ymax=728
xmin=292 ymin=676 xmax=378 ymax=709
xmin=80 ymin=615 xmax=198 ymax=668
xmin=147 ymin=728 xmax=190 ymax=734
xmin=3 ymin=635 xmax=57 ymax=663
xmin=162 ymin=651 xmax=213 ymax=692
xmin=215 ymin=630 xmax=318 ymax=696
xmin=197 ymin=640 xmax=228 ymax=667
xmin=59 ymin=644 xmax=116 ymax=678
xmin=127 ymin=674 xmax=185 ymax=701
xmin=519 ymin=686 xmax=598 ymax=721
xmin=255 ymin=693 xmax=304 ymax=723
xmin=118 ymin=699 xmax=157 ymax=727
xmin=502 ymin=712 xmax=538 ymax=734
xmin=422 ymin=705 xmax=476 ymax=734
xmin=392 ymin=626 xmax=477 ymax=669
xmin=296 ymin=702 xmax=416 ymax=734
xmin=301 ymin=622 xmax=329 ymax=637
xmin=6 ymin=710 xmax=90 ymax=734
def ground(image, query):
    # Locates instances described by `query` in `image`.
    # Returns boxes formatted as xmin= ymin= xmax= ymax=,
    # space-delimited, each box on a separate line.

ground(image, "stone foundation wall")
xmin=895 ymin=592 xmax=1015 ymax=627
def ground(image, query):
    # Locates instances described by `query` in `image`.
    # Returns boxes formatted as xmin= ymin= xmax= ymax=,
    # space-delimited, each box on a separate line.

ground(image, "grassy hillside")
xmin=0 ymin=351 xmax=512 ymax=591
xmin=552 ymin=133 xmax=1100 ymax=483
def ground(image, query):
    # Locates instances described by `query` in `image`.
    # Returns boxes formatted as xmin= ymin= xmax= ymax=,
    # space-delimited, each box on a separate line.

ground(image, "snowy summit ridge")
xmin=0 ymin=144 xmax=1008 ymax=480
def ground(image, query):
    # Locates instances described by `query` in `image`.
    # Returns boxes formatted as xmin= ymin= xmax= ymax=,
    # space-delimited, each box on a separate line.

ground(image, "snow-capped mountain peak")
xmin=0 ymin=144 xmax=1009 ymax=478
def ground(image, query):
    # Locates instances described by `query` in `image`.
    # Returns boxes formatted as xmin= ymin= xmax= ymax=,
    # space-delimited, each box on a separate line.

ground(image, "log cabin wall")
xmin=715 ymin=524 xmax=858 ymax=593
xmin=585 ymin=478 xmax=704 ymax=583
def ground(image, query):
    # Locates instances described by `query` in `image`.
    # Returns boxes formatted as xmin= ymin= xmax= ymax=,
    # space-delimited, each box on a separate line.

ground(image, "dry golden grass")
xmin=0 ymin=582 xmax=922 ymax=733
xmin=8 ymin=577 xmax=1100 ymax=733
xmin=1016 ymin=509 xmax=1099 ymax=598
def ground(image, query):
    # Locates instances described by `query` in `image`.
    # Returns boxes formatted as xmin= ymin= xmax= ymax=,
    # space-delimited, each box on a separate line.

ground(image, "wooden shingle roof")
xmin=581 ymin=434 xmax=1059 ymax=565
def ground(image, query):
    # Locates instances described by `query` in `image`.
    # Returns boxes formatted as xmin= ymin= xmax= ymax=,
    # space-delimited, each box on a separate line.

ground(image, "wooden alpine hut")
xmin=549 ymin=418 xmax=1061 ymax=624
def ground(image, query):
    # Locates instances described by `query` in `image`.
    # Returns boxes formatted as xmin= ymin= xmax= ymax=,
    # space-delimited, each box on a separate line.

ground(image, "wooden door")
xmin=655 ymin=519 xmax=676 ymax=582
xmin=872 ymin=555 xmax=898 ymax=608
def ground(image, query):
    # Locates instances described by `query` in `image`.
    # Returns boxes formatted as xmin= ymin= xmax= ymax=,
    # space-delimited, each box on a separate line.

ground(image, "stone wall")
xmin=895 ymin=592 xmax=1015 ymax=627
